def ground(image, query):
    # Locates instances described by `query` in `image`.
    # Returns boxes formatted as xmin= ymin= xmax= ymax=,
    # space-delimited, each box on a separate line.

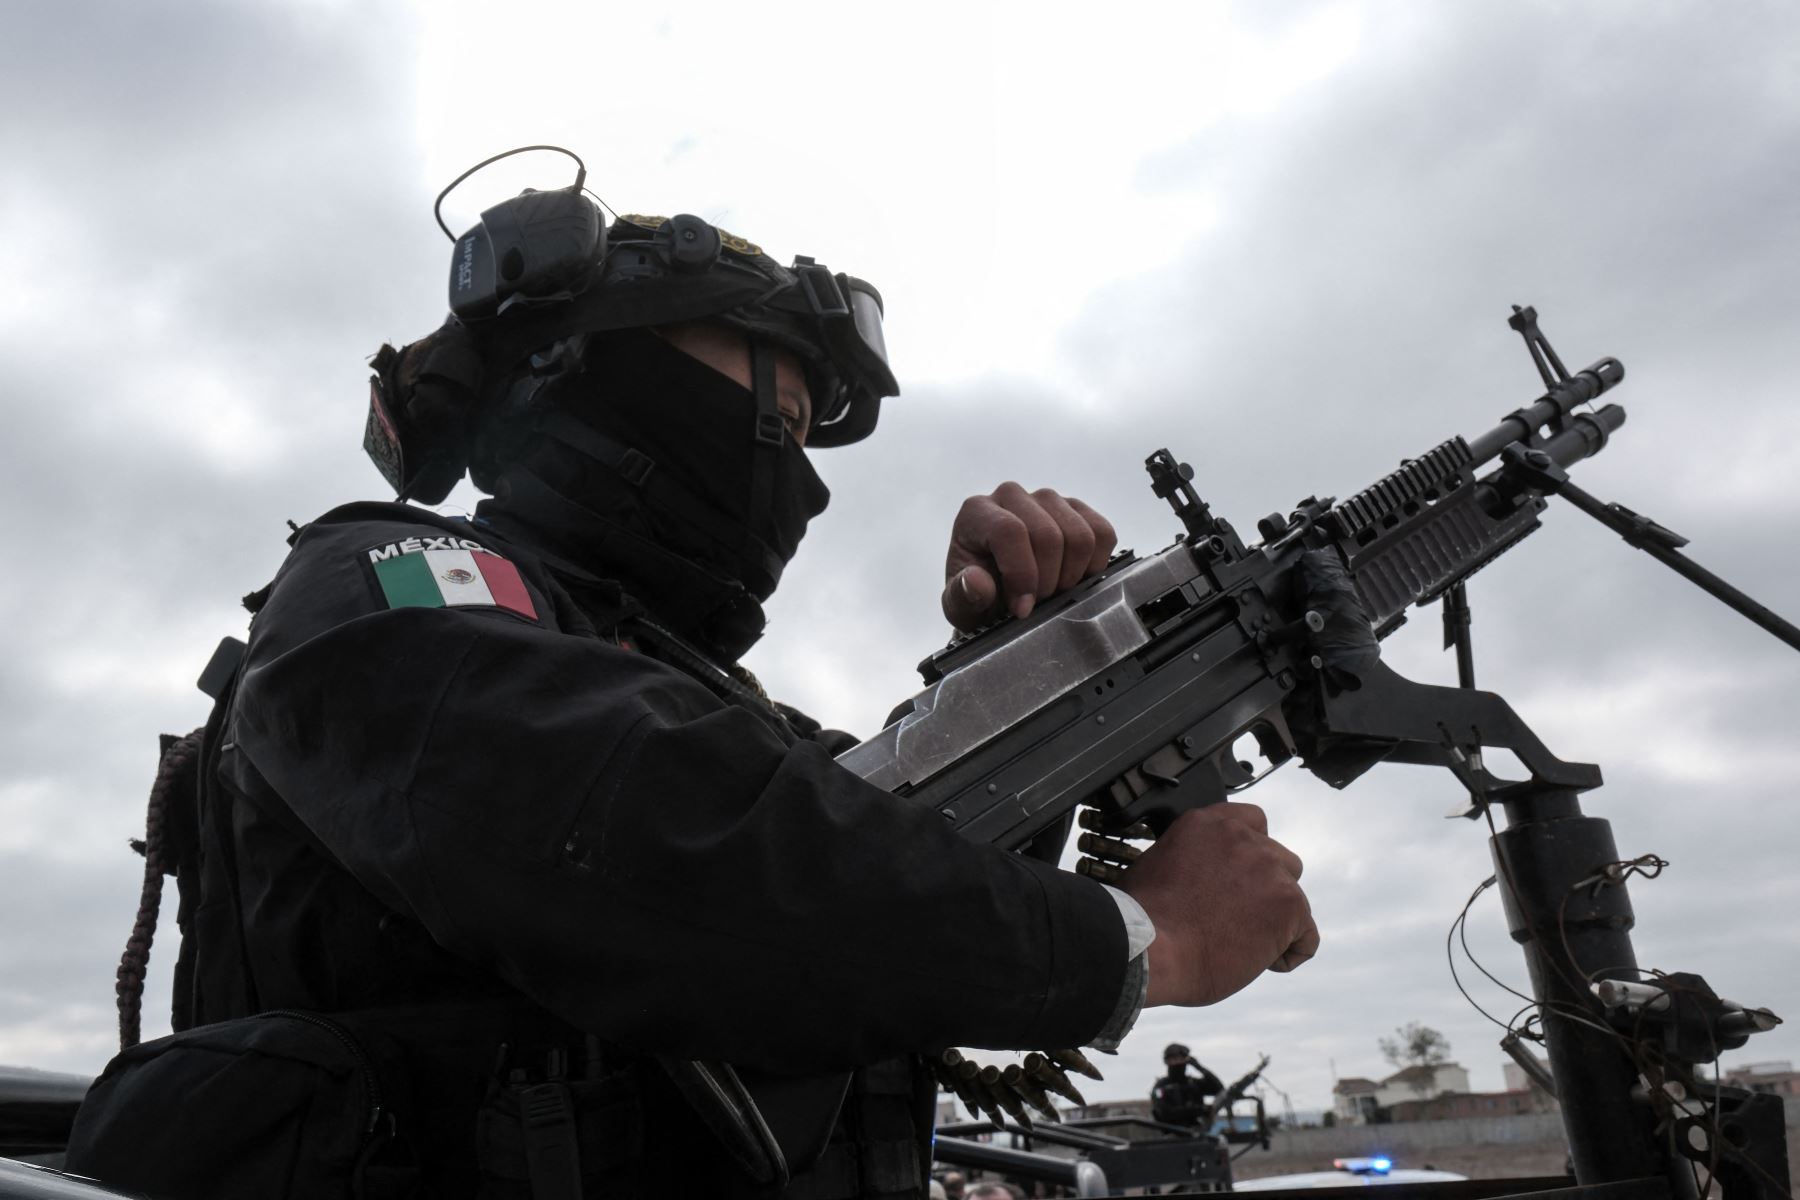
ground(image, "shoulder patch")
xmin=715 ymin=226 xmax=762 ymax=257
xmin=616 ymin=213 xmax=763 ymax=257
xmin=364 ymin=536 xmax=538 ymax=621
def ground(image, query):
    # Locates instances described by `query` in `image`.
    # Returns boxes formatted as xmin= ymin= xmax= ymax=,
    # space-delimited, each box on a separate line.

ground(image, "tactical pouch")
xmin=473 ymin=1066 xmax=645 ymax=1200
xmin=66 ymin=1008 xmax=419 ymax=1200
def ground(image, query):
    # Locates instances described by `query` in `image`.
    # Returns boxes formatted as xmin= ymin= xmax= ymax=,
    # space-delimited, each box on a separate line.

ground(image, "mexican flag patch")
xmin=367 ymin=537 xmax=538 ymax=621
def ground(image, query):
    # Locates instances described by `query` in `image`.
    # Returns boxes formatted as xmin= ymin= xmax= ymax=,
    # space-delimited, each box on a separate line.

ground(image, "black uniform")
xmin=190 ymin=500 xmax=1126 ymax=1196
xmin=1150 ymin=1063 xmax=1225 ymax=1130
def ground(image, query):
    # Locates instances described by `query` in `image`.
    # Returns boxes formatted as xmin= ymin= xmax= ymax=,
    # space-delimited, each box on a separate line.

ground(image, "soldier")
xmin=1151 ymin=1042 xmax=1226 ymax=1129
xmin=72 ymin=167 xmax=1317 ymax=1199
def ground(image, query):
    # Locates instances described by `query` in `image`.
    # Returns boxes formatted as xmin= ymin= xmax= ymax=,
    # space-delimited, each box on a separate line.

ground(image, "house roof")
xmin=1332 ymin=1077 xmax=1378 ymax=1093
xmin=1380 ymin=1063 xmax=1463 ymax=1086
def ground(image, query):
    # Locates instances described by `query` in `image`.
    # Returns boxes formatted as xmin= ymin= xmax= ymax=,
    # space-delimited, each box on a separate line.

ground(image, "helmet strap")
xmin=746 ymin=340 xmax=785 ymax=565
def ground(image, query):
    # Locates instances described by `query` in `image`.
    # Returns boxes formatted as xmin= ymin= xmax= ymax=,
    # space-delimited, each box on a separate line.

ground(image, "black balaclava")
xmin=476 ymin=327 xmax=831 ymax=662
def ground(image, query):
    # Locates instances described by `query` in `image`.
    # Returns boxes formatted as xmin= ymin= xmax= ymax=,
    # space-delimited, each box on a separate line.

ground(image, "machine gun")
xmin=839 ymin=307 xmax=1637 ymax=844
xmin=844 ymin=307 xmax=1798 ymax=1198
xmin=1201 ymin=1053 xmax=1272 ymax=1147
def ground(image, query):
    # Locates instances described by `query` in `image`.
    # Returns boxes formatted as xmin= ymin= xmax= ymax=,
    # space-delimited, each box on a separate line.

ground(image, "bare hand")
xmin=1119 ymin=803 xmax=1319 ymax=1007
xmin=941 ymin=483 xmax=1118 ymax=630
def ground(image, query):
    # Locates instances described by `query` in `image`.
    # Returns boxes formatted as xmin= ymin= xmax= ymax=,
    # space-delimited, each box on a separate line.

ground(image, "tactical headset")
xmin=366 ymin=145 xmax=898 ymax=503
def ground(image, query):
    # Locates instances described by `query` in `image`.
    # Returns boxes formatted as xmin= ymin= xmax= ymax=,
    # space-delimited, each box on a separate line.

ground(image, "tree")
xmin=1379 ymin=1021 xmax=1452 ymax=1096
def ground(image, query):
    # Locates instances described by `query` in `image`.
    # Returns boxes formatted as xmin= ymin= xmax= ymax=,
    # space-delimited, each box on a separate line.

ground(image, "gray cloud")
xmin=761 ymin=3 xmax=1800 ymax=1108
xmin=1 ymin=0 xmax=1794 ymax=1138
xmin=1 ymin=0 xmax=425 ymax=1073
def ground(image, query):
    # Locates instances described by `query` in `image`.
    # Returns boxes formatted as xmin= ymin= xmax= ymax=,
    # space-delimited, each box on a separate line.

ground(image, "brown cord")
xmin=116 ymin=729 xmax=203 ymax=1050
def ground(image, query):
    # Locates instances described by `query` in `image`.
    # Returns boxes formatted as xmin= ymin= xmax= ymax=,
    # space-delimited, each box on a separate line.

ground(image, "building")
xmin=1331 ymin=1064 xmax=1472 ymax=1124
xmin=1724 ymin=1061 xmax=1800 ymax=1097
xmin=1372 ymin=1064 xmax=1470 ymax=1111
xmin=1331 ymin=1078 xmax=1381 ymax=1125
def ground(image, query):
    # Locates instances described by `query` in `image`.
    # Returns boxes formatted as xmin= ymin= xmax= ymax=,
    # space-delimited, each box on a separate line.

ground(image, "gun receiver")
xmin=836 ymin=309 xmax=1626 ymax=852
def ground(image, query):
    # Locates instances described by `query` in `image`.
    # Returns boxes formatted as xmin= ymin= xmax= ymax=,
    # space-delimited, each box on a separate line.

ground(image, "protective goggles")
xmin=719 ymin=261 xmax=896 ymax=447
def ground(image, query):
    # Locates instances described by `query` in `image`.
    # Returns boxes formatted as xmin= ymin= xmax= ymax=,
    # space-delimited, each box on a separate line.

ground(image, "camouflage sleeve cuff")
xmin=1090 ymin=884 xmax=1155 ymax=1053
xmin=1090 ymin=951 xmax=1148 ymax=1053
xmin=1101 ymin=884 xmax=1155 ymax=958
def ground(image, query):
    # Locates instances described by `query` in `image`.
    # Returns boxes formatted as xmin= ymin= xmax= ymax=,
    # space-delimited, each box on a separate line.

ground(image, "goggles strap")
xmin=746 ymin=341 xmax=783 ymax=564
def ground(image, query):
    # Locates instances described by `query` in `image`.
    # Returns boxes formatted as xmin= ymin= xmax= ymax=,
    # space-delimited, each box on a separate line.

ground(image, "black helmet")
xmin=1164 ymin=1043 xmax=1191 ymax=1060
xmin=366 ymin=146 xmax=897 ymax=504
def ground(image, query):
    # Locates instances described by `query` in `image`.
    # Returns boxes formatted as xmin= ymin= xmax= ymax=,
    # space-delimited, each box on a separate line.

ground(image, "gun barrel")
xmin=1466 ymin=357 xmax=1625 ymax=464
xmin=1539 ymin=403 xmax=1626 ymax=468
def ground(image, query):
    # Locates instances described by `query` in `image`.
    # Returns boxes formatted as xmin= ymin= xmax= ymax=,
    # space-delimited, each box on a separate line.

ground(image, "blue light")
xmin=1334 ymin=1156 xmax=1395 ymax=1176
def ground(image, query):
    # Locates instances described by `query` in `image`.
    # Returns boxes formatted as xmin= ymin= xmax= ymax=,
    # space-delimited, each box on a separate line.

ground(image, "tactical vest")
xmin=74 ymin=565 xmax=933 ymax=1200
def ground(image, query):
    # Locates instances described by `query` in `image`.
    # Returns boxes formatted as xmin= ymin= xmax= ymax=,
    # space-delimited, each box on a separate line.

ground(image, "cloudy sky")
xmin=3 ymin=0 xmax=1797 ymax=1128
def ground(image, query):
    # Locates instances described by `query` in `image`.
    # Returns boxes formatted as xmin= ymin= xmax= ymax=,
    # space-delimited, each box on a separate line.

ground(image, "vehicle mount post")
xmin=1490 ymin=785 xmax=1696 ymax=1199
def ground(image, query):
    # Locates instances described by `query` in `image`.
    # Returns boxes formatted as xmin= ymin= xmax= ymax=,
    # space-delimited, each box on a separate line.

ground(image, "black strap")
xmin=196 ymin=636 xmax=246 ymax=702
xmin=189 ymin=656 xmax=264 ymax=1026
xmin=746 ymin=341 xmax=783 ymax=567
xmin=483 ymin=266 xmax=776 ymax=387
xmin=534 ymin=410 xmax=789 ymax=589
xmin=520 ymin=1082 xmax=585 ymax=1200
xmin=624 ymin=617 xmax=797 ymax=738
xmin=537 ymin=408 xmax=658 ymax=487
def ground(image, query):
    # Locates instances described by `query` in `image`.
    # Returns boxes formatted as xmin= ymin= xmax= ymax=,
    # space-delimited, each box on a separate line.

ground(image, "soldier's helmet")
xmin=365 ymin=145 xmax=898 ymax=504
